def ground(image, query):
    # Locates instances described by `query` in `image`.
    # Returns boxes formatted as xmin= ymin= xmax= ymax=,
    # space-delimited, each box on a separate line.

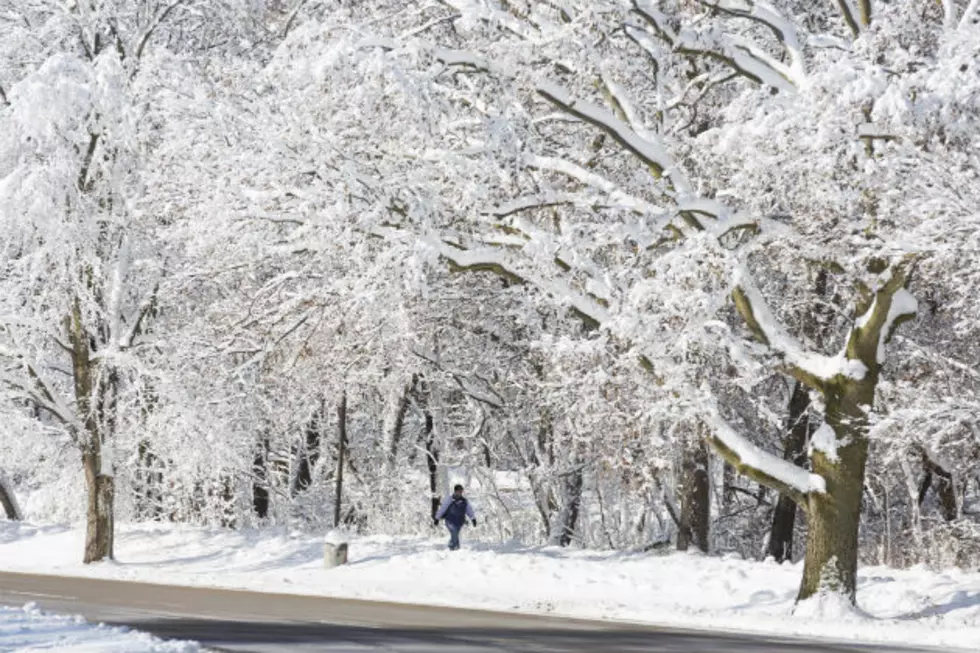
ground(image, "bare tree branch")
xmin=136 ymin=0 xmax=191 ymax=62
xmin=836 ymin=0 xmax=862 ymax=37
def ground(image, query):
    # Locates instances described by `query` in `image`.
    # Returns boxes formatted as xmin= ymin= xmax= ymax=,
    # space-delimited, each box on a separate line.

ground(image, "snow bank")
xmin=1 ymin=521 xmax=978 ymax=651
xmin=0 ymin=602 xmax=199 ymax=652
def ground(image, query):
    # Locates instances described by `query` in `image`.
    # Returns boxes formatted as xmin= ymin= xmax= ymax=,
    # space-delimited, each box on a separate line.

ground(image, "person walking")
xmin=434 ymin=484 xmax=476 ymax=551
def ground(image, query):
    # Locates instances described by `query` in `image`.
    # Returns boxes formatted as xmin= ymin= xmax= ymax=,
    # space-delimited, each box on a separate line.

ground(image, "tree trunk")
xmin=919 ymin=452 xmax=958 ymax=522
xmin=294 ymin=403 xmax=323 ymax=496
xmin=135 ymin=441 xmax=164 ymax=521
xmin=252 ymin=439 xmax=270 ymax=519
xmin=768 ymin=381 xmax=813 ymax=562
xmin=722 ymin=462 xmax=736 ymax=510
xmin=334 ymin=391 xmax=347 ymax=528
xmin=0 ymin=473 xmax=21 ymax=520
xmin=771 ymin=270 xmax=829 ymax=562
xmin=382 ymin=379 xmax=412 ymax=472
xmin=554 ymin=468 xmax=583 ymax=547
xmin=82 ymin=449 xmax=114 ymax=564
xmin=798 ymin=374 xmax=874 ymax=601
xmin=798 ymin=263 xmax=916 ymax=603
xmin=677 ymin=441 xmax=710 ymax=553
xmin=416 ymin=386 xmax=439 ymax=521
xmin=69 ymin=296 xmax=115 ymax=565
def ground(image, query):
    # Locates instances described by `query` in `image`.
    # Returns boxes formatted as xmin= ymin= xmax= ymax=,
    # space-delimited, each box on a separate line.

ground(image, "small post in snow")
xmin=323 ymin=529 xmax=348 ymax=569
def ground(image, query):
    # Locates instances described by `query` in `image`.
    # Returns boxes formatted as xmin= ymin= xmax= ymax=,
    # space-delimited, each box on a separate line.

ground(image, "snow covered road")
xmin=1 ymin=522 xmax=978 ymax=651
xmin=0 ymin=571 xmax=941 ymax=653
xmin=0 ymin=602 xmax=199 ymax=652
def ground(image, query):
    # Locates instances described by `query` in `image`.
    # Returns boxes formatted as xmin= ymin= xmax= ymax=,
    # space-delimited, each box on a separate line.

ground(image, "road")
xmin=0 ymin=571 xmax=944 ymax=653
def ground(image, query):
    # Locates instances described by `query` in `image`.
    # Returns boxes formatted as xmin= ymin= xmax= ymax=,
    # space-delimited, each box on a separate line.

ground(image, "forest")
xmin=1 ymin=0 xmax=979 ymax=606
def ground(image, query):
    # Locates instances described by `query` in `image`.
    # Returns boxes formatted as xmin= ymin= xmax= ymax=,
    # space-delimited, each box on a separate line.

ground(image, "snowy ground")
xmin=0 ymin=602 xmax=199 ymax=652
xmin=1 ymin=521 xmax=979 ymax=651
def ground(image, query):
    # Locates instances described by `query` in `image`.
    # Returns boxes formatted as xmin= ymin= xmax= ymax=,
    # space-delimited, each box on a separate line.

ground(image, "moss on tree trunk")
xmin=798 ymin=380 xmax=873 ymax=601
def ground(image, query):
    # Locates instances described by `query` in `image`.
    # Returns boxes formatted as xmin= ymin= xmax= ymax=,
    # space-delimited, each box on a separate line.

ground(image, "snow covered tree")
xmin=0 ymin=0 xmax=278 ymax=562
xmin=393 ymin=0 xmax=980 ymax=602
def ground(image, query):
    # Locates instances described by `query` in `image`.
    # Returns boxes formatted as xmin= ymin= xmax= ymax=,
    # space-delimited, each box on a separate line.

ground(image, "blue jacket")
xmin=436 ymin=494 xmax=475 ymax=527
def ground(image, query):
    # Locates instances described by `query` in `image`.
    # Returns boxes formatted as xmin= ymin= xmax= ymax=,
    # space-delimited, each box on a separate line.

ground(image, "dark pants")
xmin=446 ymin=522 xmax=462 ymax=550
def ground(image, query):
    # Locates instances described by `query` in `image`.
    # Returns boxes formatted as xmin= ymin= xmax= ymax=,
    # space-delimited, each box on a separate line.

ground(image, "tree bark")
xmin=767 ymin=381 xmax=813 ymax=562
xmin=919 ymin=451 xmax=958 ymax=522
xmin=135 ymin=441 xmax=164 ymax=521
xmin=796 ymin=262 xmax=916 ymax=603
xmin=252 ymin=438 xmax=270 ymax=519
xmin=414 ymin=382 xmax=439 ymax=521
xmin=69 ymin=296 xmax=115 ymax=565
xmin=382 ymin=379 xmax=412 ymax=472
xmin=82 ymin=448 xmax=114 ymax=563
xmin=294 ymin=402 xmax=323 ymax=495
xmin=677 ymin=440 xmax=710 ymax=553
xmin=798 ymin=376 xmax=872 ymax=601
xmin=730 ymin=261 xmax=916 ymax=603
xmin=555 ymin=468 xmax=583 ymax=547
xmin=0 ymin=473 xmax=21 ymax=520
xmin=334 ymin=390 xmax=347 ymax=528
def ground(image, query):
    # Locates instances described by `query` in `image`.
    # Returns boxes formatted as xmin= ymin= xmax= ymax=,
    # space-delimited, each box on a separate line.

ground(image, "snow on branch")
xmin=535 ymin=82 xmax=729 ymax=231
xmin=437 ymin=0 xmax=534 ymax=40
xmin=632 ymin=0 xmax=798 ymax=92
xmin=834 ymin=0 xmax=869 ymax=37
xmin=434 ymin=48 xmax=491 ymax=72
xmin=847 ymin=260 xmax=918 ymax=366
xmin=959 ymin=0 xmax=980 ymax=30
xmin=538 ymin=81 xmax=742 ymax=232
xmin=432 ymin=238 xmax=612 ymax=330
xmin=523 ymin=154 xmax=669 ymax=219
xmin=600 ymin=75 xmax=693 ymax=195
xmin=489 ymin=194 xmax=580 ymax=218
xmin=731 ymin=265 xmax=865 ymax=390
xmin=118 ymin=284 xmax=159 ymax=351
xmin=536 ymin=82 xmax=680 ymax=185
xmin=135 ymin=0 xmax=192 ymax=62
xmin=704 ymin=403 xmax=825 ymax=506
xmin=0 ymin=350 xmax=81 ymax=436
xmin=411 ymin=347 xmax=506 ymax=409
xmin=483 ymin=216 xmax=614 ymax=304
xmin=525 ymin=85 xmax=730 ymax=231
xmin=694 ymin=0 xmax=805 ymax=80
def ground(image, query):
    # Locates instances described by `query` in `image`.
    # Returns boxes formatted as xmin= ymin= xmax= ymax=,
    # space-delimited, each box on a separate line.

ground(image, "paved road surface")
xmin=0 ymin=571 xmax=945 ymax=652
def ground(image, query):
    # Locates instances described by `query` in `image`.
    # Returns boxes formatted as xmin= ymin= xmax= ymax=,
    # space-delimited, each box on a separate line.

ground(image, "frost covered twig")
xmin=693 ymin=0 xmax=805 ymax=80
xmin=631 ymin=0 xmax=798 ymax=92
xmin=731 ymin=266 xmax=844 ymax=392
xmin=537 ymin=82 xmax=677 ymax=185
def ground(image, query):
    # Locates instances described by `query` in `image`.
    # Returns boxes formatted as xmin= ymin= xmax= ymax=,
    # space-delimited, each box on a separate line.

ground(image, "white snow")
xmin=0 ymin=602 xmax=199 ymax=652
xmin=734 ymin=266 xmax=867 ymax=382
xmin=709 ymin=412 xmax=827 ymax=495
xmin=715 ymin=0 xmax=806 ymax=80
xmin=429 ymin=237 xmax=613 ymax=326
xmin=433 ymin=48 xmax=490 ymax=71
xmin=2 ymin=521 xmax=978 ymax=651
xmin=879 ymin=288 xmax=918 ymax=363
xmin=523 ymin=154 xmax=668 ymax=217
xmin=324 ymin=529 xmax=349 ymax=545
xmin=853 ymin=287 xmax=918 ymax=364
xmin=809 ymin=423 xmax=839 ymax=462
xmin=535 ymin=82 xmax=680 ymax=189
